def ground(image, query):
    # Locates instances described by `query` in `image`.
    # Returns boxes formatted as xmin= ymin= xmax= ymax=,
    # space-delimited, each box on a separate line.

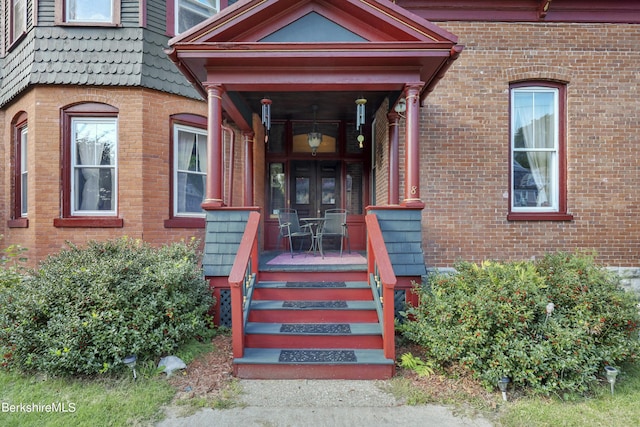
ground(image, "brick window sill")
xmin=7 ymin=218 xmax=29 ymax=228
xmin=164 ymin=217 xmax=205 ymax=228
xmin=53 ymin=218 xmax=124 ymax=228
xmin=507 ymin=213 xmax=574 ymax=221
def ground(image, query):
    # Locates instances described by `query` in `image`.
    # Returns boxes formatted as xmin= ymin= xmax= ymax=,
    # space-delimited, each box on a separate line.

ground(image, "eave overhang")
xmin=166 ymin=0 xmax=463 ymax=129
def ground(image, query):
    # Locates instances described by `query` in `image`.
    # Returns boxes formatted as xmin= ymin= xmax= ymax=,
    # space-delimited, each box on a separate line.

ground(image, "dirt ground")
xmin=167 ymin=334 xmax=498 ymax=409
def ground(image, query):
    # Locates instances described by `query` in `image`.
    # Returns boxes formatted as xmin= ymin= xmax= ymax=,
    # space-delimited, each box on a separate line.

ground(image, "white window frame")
xmin=20 ymin=126 xmax=28 ymax=216
xmin=71 ymin=117 xmax=118 ymax=216
xmin=510 ymin=86 xmax=559 ymax=213
xmin=175 ymin=0 xmax=219 ymax=35
xmin=173 ymin=124 xmax=207 ymax=217
xmin=64 ymin=0 xmax=115 ymax=24
xmin=11 ymin=0 xmax=26 ymax=42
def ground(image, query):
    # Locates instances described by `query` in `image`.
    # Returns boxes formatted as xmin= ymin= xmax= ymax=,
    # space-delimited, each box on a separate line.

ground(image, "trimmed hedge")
xmin=0 ymin=237 xmax=214 ymax=376
xmin=399 ymin=252 xmax=640 ymax=395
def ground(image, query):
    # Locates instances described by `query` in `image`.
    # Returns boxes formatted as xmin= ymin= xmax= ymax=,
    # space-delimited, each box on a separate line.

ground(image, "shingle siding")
xmin=203 ymin=210 xmax=252 ymax=277
xmin=147 ymin=0 xmax=168 ymax=34
xmin=368 ymin=209 xmax=427 ymax=277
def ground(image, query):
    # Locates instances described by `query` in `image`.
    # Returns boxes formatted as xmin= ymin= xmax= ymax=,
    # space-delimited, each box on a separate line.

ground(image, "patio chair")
xmin=317 ymin=209 xmax=350 ymax=259
xmin=277 ymin=208 xmax=313 ymax=257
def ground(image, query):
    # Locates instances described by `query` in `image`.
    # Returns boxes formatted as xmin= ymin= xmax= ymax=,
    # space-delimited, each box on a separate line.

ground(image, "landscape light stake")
xmin=123 ymin=354 xmax=138 ymax=381
xmin=604 ymin=366 xmax=618 ymax=395
xmin=498 ymin=376 xmax=510 ymax=401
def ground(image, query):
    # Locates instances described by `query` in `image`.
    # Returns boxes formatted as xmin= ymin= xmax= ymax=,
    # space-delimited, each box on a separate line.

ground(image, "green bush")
xmin=0 ymin=237 xmax=214 ymax=376
xmin=0 ymin=235 xmax=28 ymax=290
xmin=399 ymin=252 xmax=640 ymax=395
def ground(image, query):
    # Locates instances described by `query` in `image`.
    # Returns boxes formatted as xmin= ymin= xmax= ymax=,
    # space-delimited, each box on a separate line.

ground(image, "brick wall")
xmin=1 ymin=86 xmax=208 ymax=264
xmin=415 ymin=21 xmax=640 ymax=267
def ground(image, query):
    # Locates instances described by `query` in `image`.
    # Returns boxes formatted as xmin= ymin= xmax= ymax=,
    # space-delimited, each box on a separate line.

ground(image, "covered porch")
xmin=166 ymin=0 xmax=462 ymax=378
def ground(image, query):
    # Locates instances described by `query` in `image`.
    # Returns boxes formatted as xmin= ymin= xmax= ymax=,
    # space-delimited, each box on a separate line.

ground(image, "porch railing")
xmin=365 ymin=213 xmax=397 ymax=360
xmin=228 ymin=211 xmax=261 ymax=358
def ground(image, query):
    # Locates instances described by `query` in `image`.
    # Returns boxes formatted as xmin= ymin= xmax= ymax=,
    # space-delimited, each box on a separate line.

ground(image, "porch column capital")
xmin=402 ymin=84 xmax=425 ymax=209
xmin=202 ymin=84 xmax=226 ymax=209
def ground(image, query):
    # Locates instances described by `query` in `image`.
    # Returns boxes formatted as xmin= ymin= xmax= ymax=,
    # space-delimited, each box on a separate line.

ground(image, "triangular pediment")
xmin=259 ymin=12 xmax=367 ymax=43
xmin=172 ymin=0 xmax=458 ymax=44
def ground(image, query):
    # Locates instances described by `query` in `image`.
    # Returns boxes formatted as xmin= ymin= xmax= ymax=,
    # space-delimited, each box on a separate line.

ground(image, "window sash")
xmin=511 ymin=87 xmax=559 ymax=212
xmin=174 ymin=124 xmax=207 ymax=216
xmin=12 ymin=0 xmax=26 ymax=41
xmin=175 ymin=0 xmax=219 ymax=34
xmin=20 ymin=127 xmax=28 ymax=216
xmin=66 ymin=0 xmax=113 ymax=23
xmin=71 ymin=117 xmax=117 ymax=216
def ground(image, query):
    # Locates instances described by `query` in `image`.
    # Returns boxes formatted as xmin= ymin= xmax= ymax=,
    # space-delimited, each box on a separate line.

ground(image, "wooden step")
xmin=247 ymin=300 xmax=379 ymax=323
xmin=244 ymin=322 xmax=383 ymax=349
xmin=253 ymin=280 xmax=372 ymax=301
xmin=234 ymin=348 xmax=395 ymax=380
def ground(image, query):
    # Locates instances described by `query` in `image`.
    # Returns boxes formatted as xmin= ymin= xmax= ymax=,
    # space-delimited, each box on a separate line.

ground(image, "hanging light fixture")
xmin=308 ymin=105 xmax=322 ymax=156
xmin=355 ymin=97 xmax=367 ymax=149
xmin=261 ymin=97 xmax=272 ymax=143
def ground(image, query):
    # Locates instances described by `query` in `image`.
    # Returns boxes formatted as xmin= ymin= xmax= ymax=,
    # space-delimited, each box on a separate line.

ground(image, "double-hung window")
xmin=71 ymin=118 xmax=117 ymax=215
xmin=9 ymin=113 xmax=28 ymax=228
xmin=509 ymin=82 xmax=572 ymax=220
xmin=173 ymin=124 xmax=207 ymax=217
xmin=55 ymin=103 xmax=122 ymax=228
xmin=19 ymin=126 xmax=28 ymax=217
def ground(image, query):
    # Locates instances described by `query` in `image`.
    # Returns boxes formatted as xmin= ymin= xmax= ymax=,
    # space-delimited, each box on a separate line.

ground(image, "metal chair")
xmin=317 ymin=209 xmax=350 ymax=258
xmin=277 ymin=208 xmax=313 ymax=257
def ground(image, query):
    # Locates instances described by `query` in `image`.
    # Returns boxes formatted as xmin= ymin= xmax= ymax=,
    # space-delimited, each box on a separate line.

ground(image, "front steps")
xmin=233 ymin=271 xmax=395 ymax=379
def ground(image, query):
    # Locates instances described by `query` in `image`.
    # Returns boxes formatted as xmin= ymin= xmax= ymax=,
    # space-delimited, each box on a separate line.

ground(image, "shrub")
xmin=0 ymin=235 xmax=28 ymax=290
xmin=399 ymin=252 xmax=640 ymax=395
xmin=0 ymin=237 xmax=214 ymax=376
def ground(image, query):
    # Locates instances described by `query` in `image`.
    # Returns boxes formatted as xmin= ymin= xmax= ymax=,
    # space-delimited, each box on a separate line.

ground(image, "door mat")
xmin=282 ymin=301 xmax=348 ymax=309
xmin=285 ymin=281 xmax=346 ymax=288
xmin=280 ymin=323 xmax=351 ymax=334
xmin=279 ymin=350 xmax=357 ymax=363
xmin=267 ymin=252 xmax=366 ymax=266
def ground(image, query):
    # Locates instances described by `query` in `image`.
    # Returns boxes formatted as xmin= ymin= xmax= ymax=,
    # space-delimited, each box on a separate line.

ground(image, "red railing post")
xmin=365 ymin=214 xmax=397 ymax=361
xmin=228 ymin=211 xmax=261 ymax=359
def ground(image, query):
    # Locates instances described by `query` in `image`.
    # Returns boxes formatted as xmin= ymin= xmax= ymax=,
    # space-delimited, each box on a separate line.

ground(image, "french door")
xmin=289 ymin=160 xmax=340 ymax=219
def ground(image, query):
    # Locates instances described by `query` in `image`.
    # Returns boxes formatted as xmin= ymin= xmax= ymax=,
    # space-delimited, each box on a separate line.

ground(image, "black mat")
xmin=285 ymin=281 xmax=346 ymax=288
xmin=280 ymin=323 xmax=351 ymax=334
xmin=283 ymin=301 xmax=348 ymax=309
xmin=279 ymin=350 xmax=357 ymax=363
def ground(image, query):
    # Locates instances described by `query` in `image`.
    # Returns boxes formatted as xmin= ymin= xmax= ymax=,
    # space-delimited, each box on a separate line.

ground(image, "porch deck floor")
xmin=259 ymin=251 xmax=367 ymax=272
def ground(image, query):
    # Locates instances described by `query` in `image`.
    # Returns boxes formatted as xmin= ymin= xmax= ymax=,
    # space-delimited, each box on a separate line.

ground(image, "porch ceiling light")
xmin=308 ymin=105 xmax=322 ymax=156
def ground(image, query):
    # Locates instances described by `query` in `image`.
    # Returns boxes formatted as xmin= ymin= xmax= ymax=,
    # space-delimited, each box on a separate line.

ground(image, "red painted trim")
xmin=508 ymin=81 xmax=572 ymax=221
xmin=387 ymin=112 xmax=400 ymax=205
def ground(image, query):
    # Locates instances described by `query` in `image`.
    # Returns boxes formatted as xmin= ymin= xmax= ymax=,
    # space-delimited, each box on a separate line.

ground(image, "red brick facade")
xmin=0 ymin=86 xmax=213 ymax=264
xmin=391 ymin=21 xmax=639 ymax=267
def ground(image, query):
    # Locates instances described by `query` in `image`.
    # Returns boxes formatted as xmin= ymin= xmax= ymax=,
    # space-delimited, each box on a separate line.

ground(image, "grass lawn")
xmin=499 ymin=362 xmax=640 ymax=427
xmin=0 ymin=370 xmax=175 ymax=427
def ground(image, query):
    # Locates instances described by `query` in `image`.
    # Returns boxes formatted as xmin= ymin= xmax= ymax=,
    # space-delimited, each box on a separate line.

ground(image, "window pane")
xmin=12 ymin=0 xmax=26 ymax=38
xmin=267 ymin=122 xmax=286 ymax=154
xmin=345 ymin=163 xmax=363 ymax=215
xmin=67 ymin=0 xmax=113 ymax=22
xmin=513 ymin=151 xmax=555 ymax=209
xmin=175 ymin=125 xmax=207 ymax=215
xmin=269 ymin=163 xmax=285 ymax=218
xmin=177 ymin=0 xmax=218 ymax=33
xmin=513 ymin=90 xmax=556 ymax=149
xmin=72 ymin=118 xmax=117 ymax=214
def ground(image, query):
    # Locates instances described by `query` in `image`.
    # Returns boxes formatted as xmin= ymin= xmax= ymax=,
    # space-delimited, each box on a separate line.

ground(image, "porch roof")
xmin=166 ymin=0 xmax=462 ymax=130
